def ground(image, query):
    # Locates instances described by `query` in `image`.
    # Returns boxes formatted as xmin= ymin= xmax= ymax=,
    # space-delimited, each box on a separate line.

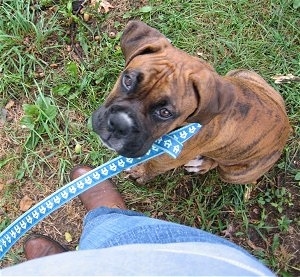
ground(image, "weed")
xmin=257 ymin=187 xmax=293 ymax=214
xmin=20 ymin=93 xmax=58 ymax=149
xmin=277 ymin=215 xmax=293 ymax=232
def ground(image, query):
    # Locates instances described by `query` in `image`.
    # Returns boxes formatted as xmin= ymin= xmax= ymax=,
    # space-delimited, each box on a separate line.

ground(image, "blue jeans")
xmin=79 ymin=207 xmax=248 ymax=255
xmin=1 ymin=207 xmax=275 ymax=276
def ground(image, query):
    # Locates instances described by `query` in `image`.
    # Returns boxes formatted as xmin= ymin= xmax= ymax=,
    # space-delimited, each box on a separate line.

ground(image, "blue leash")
xmin=0 ymin=123 xmax=201 ymax=259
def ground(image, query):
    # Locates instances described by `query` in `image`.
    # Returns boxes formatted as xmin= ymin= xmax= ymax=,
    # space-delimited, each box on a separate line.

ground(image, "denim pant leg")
xmin=78 ymin=207 xmax=250 ymax=256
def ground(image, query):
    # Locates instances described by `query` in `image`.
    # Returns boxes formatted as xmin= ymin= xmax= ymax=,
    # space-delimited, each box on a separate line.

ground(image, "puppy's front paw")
xmin=124 ymin=165 xmax=151 ymax=184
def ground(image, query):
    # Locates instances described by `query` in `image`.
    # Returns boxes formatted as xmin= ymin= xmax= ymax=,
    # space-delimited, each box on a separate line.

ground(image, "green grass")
xmin=0 ymin=0 xmax=299 ymax=275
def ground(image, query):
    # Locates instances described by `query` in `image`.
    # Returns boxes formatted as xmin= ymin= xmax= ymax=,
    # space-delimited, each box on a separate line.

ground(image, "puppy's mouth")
xmin=92 ymin=107 xmax=154 ymax=158
xmin=98 ymin=132 xmax=152 ymax=158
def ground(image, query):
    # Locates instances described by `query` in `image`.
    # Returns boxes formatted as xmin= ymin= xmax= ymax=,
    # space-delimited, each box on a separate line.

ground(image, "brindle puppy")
xmin=92 ymin=21 xmax=291 ymax=184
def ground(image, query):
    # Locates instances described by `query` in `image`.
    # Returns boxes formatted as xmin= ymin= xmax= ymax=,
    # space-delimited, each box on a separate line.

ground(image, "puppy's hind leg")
xmin=184 ymin=156 xmax=218 ymax=174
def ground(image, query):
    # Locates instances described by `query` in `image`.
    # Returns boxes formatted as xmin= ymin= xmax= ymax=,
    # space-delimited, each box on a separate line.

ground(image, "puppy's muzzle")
xmin=92 ymin=105 xmax=152 ymax=158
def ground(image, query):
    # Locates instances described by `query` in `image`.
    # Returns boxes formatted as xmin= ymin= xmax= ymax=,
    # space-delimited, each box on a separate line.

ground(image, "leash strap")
xmin=0 ymin=123 xmax=201 ymax=259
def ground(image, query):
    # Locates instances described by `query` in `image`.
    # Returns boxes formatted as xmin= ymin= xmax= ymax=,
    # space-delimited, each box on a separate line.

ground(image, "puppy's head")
xmin=92 ymin=21 xmax=235 ymax=157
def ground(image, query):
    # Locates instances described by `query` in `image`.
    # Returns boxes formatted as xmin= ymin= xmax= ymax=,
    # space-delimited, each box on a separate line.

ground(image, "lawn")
xmin=0 ymin=0 xmax=299 ymax=275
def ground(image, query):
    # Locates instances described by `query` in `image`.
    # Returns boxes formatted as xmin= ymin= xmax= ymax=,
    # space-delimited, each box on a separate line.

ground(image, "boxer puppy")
xmin=92 ymin=20 xmax=291 ymax=184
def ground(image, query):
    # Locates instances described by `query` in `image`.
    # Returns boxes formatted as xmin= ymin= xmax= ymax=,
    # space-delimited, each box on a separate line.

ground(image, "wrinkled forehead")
xmin=124 ymin=53 xmax=193 ymax=91
xmin=125 ymin=64 xmax=186 ymax=99
xmin=125 ymin=47 xmax=208 ymax=79
xmin=126 ymin=53 xmax=175 ymax=73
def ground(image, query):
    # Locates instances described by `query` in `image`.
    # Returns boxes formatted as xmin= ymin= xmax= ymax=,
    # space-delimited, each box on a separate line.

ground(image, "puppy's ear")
xmin=121 ymin=20 xmax=171 ymax=65
xmin=187 ymin=71 xmax=236 ymax=124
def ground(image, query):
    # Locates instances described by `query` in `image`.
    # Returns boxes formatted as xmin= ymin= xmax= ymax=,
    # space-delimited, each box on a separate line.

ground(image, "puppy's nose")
xmin=107 ymin=111 xmax=133 ymax=136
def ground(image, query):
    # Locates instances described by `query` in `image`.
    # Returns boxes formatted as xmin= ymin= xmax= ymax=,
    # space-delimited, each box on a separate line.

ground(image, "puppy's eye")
xmin=122 ymin=74 xmax=133 ymax=90
xmin=159 ymin=108 xmax=172 ymax=118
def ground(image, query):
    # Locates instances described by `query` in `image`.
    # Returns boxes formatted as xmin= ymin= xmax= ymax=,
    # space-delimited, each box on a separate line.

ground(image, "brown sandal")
xmin=70 ymin=165 xmax=127 ymax=211
xmin=23 ymin=233 xmax=68 ymax=260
